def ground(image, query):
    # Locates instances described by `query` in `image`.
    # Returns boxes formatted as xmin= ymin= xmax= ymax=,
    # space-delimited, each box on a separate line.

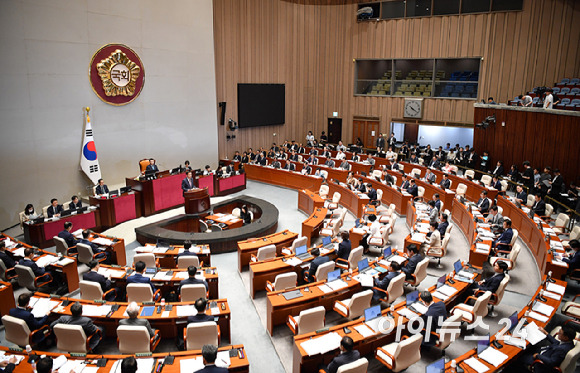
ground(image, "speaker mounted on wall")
xmin=218 ymin=102 xmax=226 ymax=126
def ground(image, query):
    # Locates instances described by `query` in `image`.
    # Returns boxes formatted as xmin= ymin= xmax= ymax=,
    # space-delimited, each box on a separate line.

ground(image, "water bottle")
xmin=450 ymin=359 xmax=457 ymax=372
xmin=160 ymin=298 xmax=165 ymax=309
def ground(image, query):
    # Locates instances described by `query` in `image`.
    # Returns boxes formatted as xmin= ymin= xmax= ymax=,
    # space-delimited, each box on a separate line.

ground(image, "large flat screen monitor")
xmin=238 ymin=83 xmax=285 ymax=128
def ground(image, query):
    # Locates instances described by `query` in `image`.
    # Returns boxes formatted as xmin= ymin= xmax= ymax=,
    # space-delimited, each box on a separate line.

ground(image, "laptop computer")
xmin=109 ymin=189 xmax=120 ymax=198
xmin=358 ymin=258 xmax=373 ymax=274
xmin=355 ymin=219 xmax=362 ymax=228
xmin=295 ymin=245 xmax=312 ymax=260
xmin=406 ymin=290 xmax=428 ymax=314
xmin=507 ymin=311 xmax=520 ymax=334
xmin=453 ymin=259 xmax=463 ymax=275
xmin=477 ymin=334 xmax=491 ymax=355
xmin=425 ymin=358 xmax=445 ymax=373
xmin=327 ymin=269 xmax=341 ymax=282
xmin=437 ymin=274 xmax=447 ymax=289
xmin=322 ymin=236 xmax=333 ymax=249
xmin=363 ymin=305 xmax=383 ymax=333
xmin=383 ymin=246 xmax=395 ymax=260
xmin=527 ymin=208 xmax=535 ymax=219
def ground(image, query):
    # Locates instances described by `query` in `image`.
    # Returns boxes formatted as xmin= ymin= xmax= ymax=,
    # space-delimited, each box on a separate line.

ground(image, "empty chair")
xmin=500 ymin=180 xmax=508 ymax=193
xmin=464 ymin=170 xmax=475 ymax=179
xmin=336 ymin=358 xmax=369 ymax=373
xmin=185 ymin=321 xmax=220 ymax=350
xmin=542 ymin=203 xmax=554 ymax=220
xmin=319 ymin=185 xmax=330 ymax=199
xmin=54 ymin=324 xmax=101 ymax=353
xmin=320 ymin=170 xmax=329 ymax=180
xmin=480 ymin=175 xmax=492 ymax=187
xmin=490 ymin=244 xmax=521 ymax=270
xmin=266 ymin=272 xmax=297 ymax=292
xmin=2 ymin=315 xmax=50 ymax=348
xmin=127 ymin=283 xmax=160 ymax=303
xmin=306 ymin=261 xmax=335 ymax=282
xmin=133 ymin=253 xmax=157 ymax=268
xmin=327 ymin=208 xmax=347 ymax=226
xmin=180 ymin=284 xmax=208 ymax=302
xmin=232 ymin=207 xmax=241 ymax=217
xmin=79 ymin=280 xmax=116 ymax=301
xmin=372 ymin=170 xmax=382 ymax=179
xmin=0 ymin=261 xmax=16 ymax=282
xmin=333 ymin=290 xmax=373 ymax=320
xmin=426 ymin=235 xmax=450 ymax=268
xmin=177 ymin=255 xmax=201 ymax=269
xmin=373 ymin=273 xmax=405 ymax=305
xmin=53 ymin=236 xmax=76 ymax=257
xmin=326 ymin=192 xmax=342 ymax=210
xmin=417 ymin=186 xmax=425 ymax=201
xmin=562 ymin=295 xmax=580 ymax=320
xmin=117 ymin=325 xmax=160 ymax=353
xmin=411 ymin=168 xmax=422 ymax=178
xmin=287 ymin=306 xmax=325 ymax=335
xmin=375 ymin=334 xmax=423 ymax=372
xmin=475 ymin=274 xmax=510 ymax=317
xmin=287 ymin=236 xmax=308 ymax=254
xmin=456 ymin=183 xmax=467 ymax=197
xmin=526 ymin=194 xmax=535 ymax=207
xmin=451 ymin=290 xmax=492 ymax=325
xmin=250 ymin=244 xmax=276 ymax=262
xmin=199 ymin=220 xmax=210 ymax=232
xmin=552 ymin=213 xmax=570 ymax=233
xmin=14 ymin=264 xmax=52 ymax=291
xmin=376 ymin=189 xmax=383 ymax=204
xmin=320 ymin=218 xmax=342 ymax=238
xmin=405 ymin=258 xmax=429 ymax=288
xmin=368 ymin=227 xmax=389 ymax=255
xmin=77 ymin=243 xmax=105 ymax=265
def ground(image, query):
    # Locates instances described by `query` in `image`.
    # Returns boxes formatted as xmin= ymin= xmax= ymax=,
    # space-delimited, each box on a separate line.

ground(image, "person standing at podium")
xmin=182 ymin=171 xmax=196 ymax=195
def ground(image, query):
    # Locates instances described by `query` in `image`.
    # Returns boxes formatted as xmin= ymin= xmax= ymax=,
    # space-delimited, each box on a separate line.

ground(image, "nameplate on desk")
xmin=315 ymin=327 xmax=329 ymax=334
xmin=142 ymin=301 xmax=155 ymax=306
xmin=94 ymin=300 xmax=106 ymax=304
xmin=70 ymin=353 xmax=87 ymax=357
xmin=135 ymin=353 xmax=152 ymax=357
xmin=9 ymin=347 xmax=22 ymax=352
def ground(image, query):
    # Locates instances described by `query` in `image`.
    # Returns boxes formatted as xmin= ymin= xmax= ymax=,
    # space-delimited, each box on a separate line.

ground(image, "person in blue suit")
xmin=491 ymin=220 xmax=514 ymax=254
xmin=400 ymin=174 xmax=410 ymax=190
xmin=0 ymin=240 xmax=16 ymax=270
xmin=437 ymin=213 xmax=450 ymax=238
xmin=46 ymin=198 xmax=63 ymax=218
xmin=563 ymin=240 xmax=580 ymax=276
xmin=306 ymin=248 xmax=330 ymax=282
xmin=419 ymin=291 xmax=447 ymax=347
xmin=83 ymin=260 xmax=112 ymax=292
xmin=19 ymin=248 xmax=46 ymax=277
xmin=439 ymin=174 xmax=451 ymax=189
xmin=517 ymin=325 xmax=575 ymax=373
xmin=187 ymin=298 xmax=214 ymax=324
xmin=477 ymin=191 xmax=490 ymax=214
xmin=179 ymin=266 xmax=208 ymax=292
xmin=407 ymin=179 xmax=418 ymax=198
xmin=321 ymin=336 xmax=361 ymax=373
xmin=372 ymin=262 xmax=401 ymax=302
xmin=9 ymin=293 xmax=50 ymax=330
xmin=336 ymin=231 xmax=351 ymax=261
xmin=196 ymin=345 xmax=228 ymax=373
xmin=182 ymin=171 xmax=196 ymax=195
xmin=401 ymin=244 xmax=423 ymax=280
xmin=145 ymin=159 xmax=159 ymax=172
xmin=57 ymin=221 xmax=77 ymax=248
xmin=471 ymin=261 xmax=507 ymax=295
xmin=127 ymin=261 xmax=155 ymax=292
xmin=176 ymin=241 xmax=199 ymax=263
xmin=79 ymin=230 xmax=109 ymax=261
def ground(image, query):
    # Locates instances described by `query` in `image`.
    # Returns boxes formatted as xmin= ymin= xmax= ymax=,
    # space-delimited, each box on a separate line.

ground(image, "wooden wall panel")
xmin=213 ymin=0 xmax=580 ymax=160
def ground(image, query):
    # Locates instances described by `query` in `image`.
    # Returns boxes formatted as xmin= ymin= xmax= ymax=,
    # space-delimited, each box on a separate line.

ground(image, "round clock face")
xmin=405 ymin=100 xmax=422 ymax=118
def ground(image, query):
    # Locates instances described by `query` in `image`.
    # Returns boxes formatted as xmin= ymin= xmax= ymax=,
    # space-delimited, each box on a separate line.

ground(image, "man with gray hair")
xmin=119 ymin=302 xmax=157 ymax=338
xmin=197 ymin=344 xmax=228 ymax=372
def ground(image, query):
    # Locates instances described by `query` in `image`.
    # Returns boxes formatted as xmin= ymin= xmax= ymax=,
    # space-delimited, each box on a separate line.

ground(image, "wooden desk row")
xmin=23 ymin=209 xmax=100 ymax=249
xmin=237 ymin=230 xmax=299 ymax=272
xmin=0 ymin=345 xmax=249 ymax=372
xmin=137 ymin=243 xmax=211 ymax=268
xmin=245 ymin=164 xmax=322 ymax=191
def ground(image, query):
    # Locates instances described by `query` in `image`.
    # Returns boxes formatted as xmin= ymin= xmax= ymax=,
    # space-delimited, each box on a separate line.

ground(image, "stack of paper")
xmin=354 ymin=324 xmax=375 ymax=337
xmin=390 ymin=256 xmax=407 ymax=265
xmin=135 ymin=358 xmax=154 ymax=373
xmin=11 ymin=247 xmax=26 ymax=257
xmin=135 ymin=246 xmax=153 ymax=252
xmin=285 ymin=257 xmax=303 ymax=266
xmin=410 ymin=233 xmax=426 ymax=243
xmin=81 ymin=305 xmax=112 ymax=317
xmin=153 ymin=272 xmax=173 ymax=281
xmin=396 ymin=307 xmax=419 ymax=320
xmin=523 ymin=322 xmax=548 ymax=345
xmin=176 ymin=305 xmax=197 ymax=317
xmin=478 ymin=347 xmax=508 ymax=367
xmin=527 ymin=311 xmax=549 ymax=323
xmin=300 ymin=332 xmax=342 ymax=356
xmin=476 ymin=243 xmax=491 ymax=254
xmin=317 ymin=284 xmax=333 ymax=294
xmin=464 ymin=357 xmax=489 ymax=373
xmin=57 ymin=257 xmax=75 ymax=266
xmin=31 ymin=298 xmax=60 ymax=317
xmin=532 ymin=302 xmax=554 ymax=316
xmin=327 ymin=280 xmax=348 ymax=291
xmin=175 ymin=272 xmax=189 ymax=279
xmin=546 ymin=282 xmax=565 ymax=295
xmin=36 ymin=255 xmax=59 ymax=268
xmin=542 ymin=291 xmax=561 ymax=300
xmin=438 ymin=284 xmax=458 ymax=297
xmin=478 ymin=223 xmax=491 ymax=228
xmin=92 ymin=237 xmax=113 ymax=246
xmin=504 ymin=336 xmax=526 ymax=349
xmin=215 ymin=351 xmax=231 ymax=368
xmin=72 ymin=229 xmax=83 ymax=238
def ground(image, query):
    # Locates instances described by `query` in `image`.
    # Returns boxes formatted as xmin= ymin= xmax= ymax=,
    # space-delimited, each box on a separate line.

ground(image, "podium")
xmin=184 ymin=188 xmax=211 ymax=214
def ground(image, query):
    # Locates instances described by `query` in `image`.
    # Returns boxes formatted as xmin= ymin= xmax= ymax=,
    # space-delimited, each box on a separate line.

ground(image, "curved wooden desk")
xmin=237 ymin=230 xmax=298 ymax=272
xmin=301 ymin=207 xmax=327 ymax=246
xmin=136 ymin=243 xmax=211 ymax=268
xmin=328 ymin=182 xmax=369 ymax=218
xmin=23 ymin=209 xmax=99 ymax=249
xmin=360 ymin=175 xmax=412 ymax=216
xmin=245 ymin=164 xmax=322 ymax=191
xmin=298 ymin=189 xmax=325 ymax=214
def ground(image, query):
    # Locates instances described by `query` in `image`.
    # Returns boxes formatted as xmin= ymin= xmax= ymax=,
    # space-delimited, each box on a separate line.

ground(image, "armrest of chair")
xmin=35 ymin=273 xmax=53 ymax=288
xmin=266 ymin=281 xmax=274 ymax=292
xmin=150 ymin=329 xmax=160 ymax=351
xmin=250 ymin=254 xmax=258 ymax=263
xmin=475 ymin=290 xmax=498 ymax=304
xmin=452 ymin=304 xmax=476 ymax=321
xmin=335 ymin=258 xmax=348 ymax=269
xmin=153 ymin=289 xmax=161 ymax=302
xmin=5 ymin=267 xmax=17 ymax=280
xmin=92 ymin=252 xmax=107 ymax=263
xmin=217 ymin=325 xmax=221 ymax=344
xmin=66 ymin=246 xmax=78 ymax=257
xmin=103 ymin=288 xmax=117 ymax=301
xmin=281 ymin=248 xmax=293 ymax=256
xmin=86 ymin=328 xmax=103 ymax=352
xmin=333 ymin=300 xmax=348 ymax=317
xmin=375 ymin=347 xmax=395 ymax=369
xmin=569 ymin=269 xmax=580 ymax=281
xmin=406 ymin=273 xmax=418 ymax=284
xmin=531 ymin=359 xmax=562 ymax=373
xmin=372 ymin=287 xmax=387 ymax=300
xmin=287 ymin=315 xmax=298 ymax=335
xmin=29 ymin=325 xmax=51 ymax=345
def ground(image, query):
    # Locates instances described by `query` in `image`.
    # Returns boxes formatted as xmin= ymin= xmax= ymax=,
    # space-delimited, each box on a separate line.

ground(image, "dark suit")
xmin=50 ymin=315 xmax=100 ymax=349
xmin=550 ymin=175 xmax=563 ymax=195
xmin=422 ymin=301 xmax=448 ymax=346
xmin=289 ymin=154 xmax=299 ymax=162
xmin=179 ymin=277 xmax=208 ymax=292
xmin=325 ymin=160 xmax=335 ymax=168
xmin=284 ymin=163 xmax=296 ymax=171
xmin=402 ymin=254 xmax=423 ymax=280
xmin=532 ymin=199 xmax=546 ymax=216
xmin=516 ymin=190 xmax=527 ymax=202
xmin=429 ymin=160 xmax=441 ymax=169
xmin=58 ymin=230 xmax=77 ymax=248
xmin=18 ymin=258 xmax=45 ymax=277
xmin=119 ymin=318 xmax=156 ymax=337
xmin=307 ymin=256 xmax=330 ymax=282
xmin=376 ymin=137 xmax=385 ymax=150
xmin=476 ymin=272 xmax=505 ymax=293
xmin=494 ymin=227 xmax=513 ymax=249
xmin=241 ymin=156 xmax=249 ymax=163
xmin=439 ymin=178 xmax=451 ymax=189
xmin=409 ymin=156 xmax=419 ymax=164
xmin=47 ymin=205 xmax=63 ymax=218
xmin=232 ymin=155 xmax=241 ymax=162
xmin=187 ymin=313 xmax=214 ymax=324
xmin=367 ymin=188 xmax=377 ymax=202
xmin=9 ymin=307 xmax=48 ymax=330
xmin=68 ymin=201 xmax=82 ymax=210
xmin=521 ymin=333 xmax=573 ymax=373
xmin=182 ymin=177 xmax=195 ymax=193
xmin=0 ymin=251 xmax=16 ymax=269
xmin=95 ymin=185 xmax=109 ymax=195
xmin=195 ymin=365 xmax=228 ymax=373
xmin=437 ymin=221 xmax=449 ymax=237
xmin=492 ymin=180 xmax=502 ymax=190
xmin=326 ymin=350 xmax=361 ymax=373
xmin=401 ymin=180 xmax=410 ymax=190
xmin=492 ymin=165 xmax=504 ymax=177
xmin=272 ymin=160 xmax=281 ymax=169
xmin=407 ymin=184 xmax=418 ymax=197
xmin=477 ymin=197 xmax=490 ymax=213
xmin=127 ymin=273 xmax=155 ymax=292
xmin=564 ymin=250 xmax=580 ymax=272
xmin=522 ymin=168 xmax=534 ymax=189
xmin=337 ymin=240 xmax=351 ymax=261
xmin=372 ymin=271 xmax=400 ymax=301
xmin=83 ymin=270 xmax=112 ymax=292
xmin=146 ymin=164 xmax=159 ymax=172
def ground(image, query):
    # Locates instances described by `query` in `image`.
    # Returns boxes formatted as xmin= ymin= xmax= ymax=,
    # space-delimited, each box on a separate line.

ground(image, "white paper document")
xmin=36 ymin=255 xmax=59 ymax=268
xmin=432 ymin=291 xmax=449 ymax=301
xmin=300 ymin=332 xmax=342 ymax=356
xmin=354 ymin=324 xmax=376 ymax=338
xmin=527 ymin=311 xmax=549 ymax=323
xmin=438 ymin=284 xmax=458 ymax=297
xmin=504 ymin=336 xmax=526 ymax=349
xmin=31 ymin=298 xmax=60 ymax=317
xmin=285 ymin=257 xmax=303 ymax=266
xmin=523 ymin=322 xmax=548 ymax=345
xmin=396 ymin=307 xmax=419 ymax=320
xmin=317 ymin=284 xmax=333 ymax=294
xmin=81 ymin=305 xmax=111 ymax=317
xmin=326 ymin=279 xmax=348 ymax=291
xmin=531 ymin=302 xmax=554 ymax=316
xmin=92 ymin=237 xmax=113 ymax=246
xmin=546 ymin=282 xmax=565 ymax=295
xmin=176 ymin=305 xmax=197 ymax=317
xmin=464 ymin=357 xmax=489 ymax=373
xmin=356 ymin=274 xmax=374 ymax=288
xmin=478 ymin=347 xmax=508 ymax=367
xmin=175 ymin=272 xmax=189 ymax=279
xmin=215 ymin=351 xmax=231 ymax=368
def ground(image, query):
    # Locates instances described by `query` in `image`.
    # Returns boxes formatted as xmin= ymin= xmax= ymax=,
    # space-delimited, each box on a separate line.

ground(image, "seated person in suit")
xmin=0 ymin=240 xmax=16 ymax=270
xmin=177 ymin=241 xmax=198 ymax=260
xmin=121 ymin=357 xmax=137 ymax=373
xmin=22 ymin=203 xmax=38 ymax=221
xmin=401 ymin=244 xmax=423 ymax=280
xmin=437 ymin=213 xmax=449 ymax=237
xmin=95 ymin=179 xmax=109 ymax=196
xmin=179 ymin=266 xmax=208 ymax=292
xmin=58 ymin=221 xmax=77 ymax=249
xmin=182 ymin=171 xmax=196 ymax=193
xmin=9 ymin=293 xmax=51 ymax=330
xmin=433 ymin=194 xmax=442 ymax=212
xmin=372 ymin=261 xmax=401 ymax=302
xmin=425 ymin=222 xmax=442 ymax=251
xmin=563 ymin=240 xmax=580 ymax=276
xmin=514 ymin=185 xmax=527 ymax=204
xmin=232 ymin=151 xmax=241 ymax=162
xmin=283 ymin=161 xmax=296 ymax=171
xmin=145 ymin=158 xmax=159 ymax=173
xmin=79 ymin=230 xmax=109 ymax=262
xmin=357 ymin=178 xmax=367 ymax=193
xmin=187 ymin=298 xmax=214 ymax=324
xmin=423 ymin=168 xmax=436 ymax=183
xmin=306 ymin=248 xmax=330 ymax=282
xmin=439 ymin=174 xmax=451 ymax=189
xmin=19 ymin=247 xmax=49 ymax=278
xmin=409 ymin=154 xmax=419 ymax=164
xmin=271 ymin=159 xmax=282 ymax=169
xmin=486 ymin=206 xmax=504 ymax=232
xmin=320 ymin=336 xmax=361 ymax=373
xmin=68 ymin=195 xmax=82 ymax=210
xmin=491 ymin=175 xmax=502 ymax=190
xmin=47 ymin=198 xmax=63 ymax=218
xmin=367 ymin=183 xmax=378 ymax=204
xmin=346 ymin=171 xmax=356 ymax=187
xmin=336 ymin=150 xmax=346 ymax=160
xmin=517 ymin=324 xmax=575 ymax=373
xmin=361 ymin=214 xmax=380 ymax=252
xmin=50 ymin=302 xmax=102 ymax=350
xmin=301 ymin=162 xmax=312 ymax=175
xmin=183 ymin=160 xmax=193 ymax=172
xmin=197 ymin=344 xmax=228 ymax=373
xmin=351 ymin=153 xmax=360 ymax=162
xmin=419 ymin=291 xmax=447 ymax=347
xmin=336 ymin=231 xmax=351 ymax=261
xmin=324 ymin=158 xmax=335 ymax=168
xmin=532 ymin=194 xmax=546 ymax=216
xmin=477 ymin=191 xmax=490 ymax=214
xmin=0 ymin=356 xmax=18 ymax=373
xmin=491 ymin=219 xmax=514 ymax=253
xmin=241 ymin=152 xmax=249 ymax=164
xmin=240 ymin=205 xmax=252 ymax=225
xmin=36 ymin=357 xmax=54 ymax=373
xmin=339 ymin=160 xmax=350 ymax=170
xmin=83 ymin=260 xmax=115 ymax=299
xmin=127 ymin=261 xmax=156 ymax=292
xmin=428 ymin=201 xmax=439 ymax=224
xmin=203 ymin=165 xmax=214 ymax=175
xmin=400 ymin=174 xmax=410 ymax=190
xmin=469 ymin=261 xmax=507 ymax=296
xmin=407 ymin=179 xmax=418 ymax=198
xmin=119 ymin=301 xmax=158 ymax=338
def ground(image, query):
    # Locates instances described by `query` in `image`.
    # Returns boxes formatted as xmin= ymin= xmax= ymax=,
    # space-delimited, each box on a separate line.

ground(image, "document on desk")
xmin=410 ymin=233 xmax=426 ymax=243
xmin=355 ymin=274 xmax=374 ymax=288
xmin=396 ymin=307 xmax=419 ymax=320
xmin=135 ymin=246 xmax=153 ymax=253
xmin=542 ymin=290 xmax=561 ymax=301
xmin=153 ymin=271 xmax=173 ymax=281
xmin=92 ymin=237 xmax=113 ymax=246
xmin=11 ymin=247 xmax=26 ymax=257
xmin=437 ymin=284 xmax=458 ymax=297
xmin=352 ymin=227 xmax=366 ymax=235
xmin=135 ymin=358 xmax=154 ymax=373
xmin=476 ymin=243 xmax=491 ymax=253
xmin=524 ymin=321 xmax=547 ymax=345
xmin=31 ymin=298 xmax=60 ymax=318
xmin=478 ymin=347 xmax=508 ymax=367
xmin=215 ymin=351 xmax=231 ymax=368
xmin=318 ymin=284 xmax=333 ymax=294
xmin=432 ymin=291 xmax=449 ymax=301
xmin=546 ymin=283 xmax=565 ymax=295
xmin=464 ymin=357 xmax=489 ymax=373
xmin=326 ymin=279 xmax=348 ymax=291
xmin=477 ymin=223 xmax=491 ymax=228
xmin=531 ymin=302 xmax=554 ymax=316
xmin=550 ymin=241 xmax=563 ymax=249
xmin=82 ymin=305 xmax=111 ymax=317
xmin=176 ymin=305 xmax=196 ymax=317
xmin=57 ymin=257 xmax=75 ymax=266
xmin=153 ymin=247 xmax=168 ymax=254
xmin=354 ymin=324 xmax=376 ymax=338
xmin=527 ymin=311 xmax=549 ymax=323
xmin=504 ymin=336 xmax=526 ymax=349
xmin=300 ymin=332 xmax=342 ymax=356
xmin=175 ymin=271 xmax=189 ymax=279
xmin=210 ymin=306 xmax=221 ymax=315
xmin=73 ymin=229 xmax=83 ymax=238
xmin=285 ymin=257 xmax=303 ymax=266
xmin=36 ymin=255 xmax=59 ymax=268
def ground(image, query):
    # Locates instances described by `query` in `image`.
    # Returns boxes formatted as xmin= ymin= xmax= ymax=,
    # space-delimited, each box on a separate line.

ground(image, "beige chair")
xmin=445 ymin=222 xmax=453 ymax=236
xmin=417 ymin=186 xmax=425 ymax=201
xmin=232 ymin=207 xmax=241 ymax=217
xmin=429 ymin=313 xmax=462 ymax=355
xmin=562 ymin=225 xmax=580 ymax=247
xmin=18 ymin=211 xmax=26 ymax=230
xmin=127 ymin=283 xmax=160 ymax=303
xmin=177 ymin=255 xmax=201 ymax=269
xmin=14 ymin=264 xmax=52 ymax=291
xmin=526 ymin=194 xmax=535 ymax=207
xmin=452 ymin=290 xmax=492 ymax=324
xmin=79 ymin=280 xmax=116 ymax=301
xmin=412 ymin=168 xmax=422 ymax=178
xmin=287 ymin=236 xmax=308 ymax=254
xmin=464 ymin=170 xmax=475 ymax=179
xmin=368 ymin=227 xmax=389 ymax=255
xmin=500 ymin=180 xmax=508 ymax=192
xmin=490 ymin=244 xmax=521 ymax=270
xmin=405 ymin=258 xmax=429 ymax=288
xmin=77 ymin=243 xmax=105 ymax=265
xmin=373 ymin=273 xmax=405 ymax=304
xmin=476 ymin=274 xmax=510 ymax=317
xmin=42 ymin=205 xmax=50 ymax=218
xmin=326 ymin=192 xmax=342 ymax=210
xmin=133 ymin=253 xmax=157 ymax=268
xmin=54 ymin=324 xmax=98 ymax=353
xmin=531 ymin=325 xmax=580 ymax=373
xmin=53 ymin=236 xmax=76 ymax=257
xmin=0 ymin=261 xmax=16 ymax=282
xmin=456 ymin=183 xmax=467 ymax=197
xmin=307 ymin=261 xmax=335 ymax=282
xmin=372 ymin=170 xmax=382 ymax=179
xmin=2 ymin=315 xmax=50 ymax=347
xmin=376 ymin=188 xmax=383 ymax=203
xmin=287 ymin=306 xmax=325 ymax=335
xmin=426 ymin=235 xmax=450 ymax=268
xmin=480 ymin=175 xmax=492 ymax=187
xmin=180 ymin=284 xmax=208 ymax=302
xmin=184 ymin=321 xmax=220 ymax=350
xmin=266 ymin=272 xmax=297 ymax=292
xmin=319 ymin=185 xmax=330 ymax=199
xmin=541 ymin=203 xmax=554 ymax=220
xmin=333 ymin=290 xmax=373 ymax=320
xmin=376 ymin=334 xmax=423 ymax=372
xmin=552 ymin=213 xmax=570 ymax=234
xmin=336 ymin=246 xmax=363 ymax=271
xmin=250 ymin=244 xmax=277 ymax=262
xmin=117 ymin=325 xmax=159 ymax=353
xmin=562 ymin=295 xmax=580 ymax=320
xmin=336 ymin=358 xmax=369 ymax=373
xmin=320 ymin=170 xmax=329 ymax=179
xmin=320 ymin=219 xmax=342 ymax=238
xmin=327 ymin=208 xmax=347 ymax=226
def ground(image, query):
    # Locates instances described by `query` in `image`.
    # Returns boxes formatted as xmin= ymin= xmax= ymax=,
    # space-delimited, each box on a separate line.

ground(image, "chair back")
xmin=493 ymin=274 xmax=510 ymax=305
xmin=473 ymin=291 xmax=492 ymax=318
xmin=256 ymin=244 xmax=276 ymax=261
xmin=2 ymin=315 xmax=31 ymax=347
xmin=314 ymin=261 xmax=335 ymax=282
xmin=134 ymin=253 xmax=156 ymax=268
xmin=395 ymin=334 xmax=423 ymax=371
xmin=320 ymin=170 xmax=329 ymax=179
xmin=417 ymin=186 xmax=425 ymax=198
xmin=385 ymin=273 xmax=405 ymax=303
xmin=441 ymin=235 xmax=450 ymax=252
xmin=185 ymin=321 xmax=218 ymax=350
xmin=445 ymin=223 xmax=453 ymax=236
xmin=465 ymin=170 xmax=475 ymax=179
xmin=412 ymin=168 xmax=422 ymax=178
xmin=332 ymin=192 xmax=341 ymax=204
xmin=232 ymin=208 xmax=241 ymax=217
xmin=42 ymin=205 xmax=50 ymax=218
xmin=319 ymin=185 xmax=330 ymax=198
xmin=545 ymin=203 xmax=554 ymax=217
xmin=509 ymin=244 xmax=522 ymax=268
xmin=376 ymin=189 xmax=383 ymax=202
xmin=117 ymin=325 xmax=152 ymax=354
xmin=180 ymin=284 xmax=207 ymax=302
xmin=372 ymin=170 xmax=382 ymax=179
xmin=139 ymin=159 xmax=149 ymax=173
xmin=127 ymin=284 xmax=154 ymax=303
xmin=555 ymin=213 xmax=569 ymax=228
xmin=456 ymin=183 xmax=467 ymax=196
xmin=500 ymin=180 xmax=508 ymax=191
xmin=348 ymin=290 xmax=373 ymax=319
xmin=210 ymin=224 xmax=223 ymax=232
xmin=526 ymin=194 xmax=535 ymax=207
xmin=199 ymin=220 xmax=209 ymax=232
xmin=290 ymin=236 xmax=308 ymax=253
xmin=14 ymin=264 xmax=37 ymax=290
xmin=19 ymin=212 xmax=26 ymax=229
xmin=0 ymin=261 xmax=8 ymax=281
xmin=412 ymin=258 xmax=429 ymax=284
xmin=297 ymin=306 xmax=325 ymax=335
xmin=54 ymin=324 xmax=88 ymax=353
xmin=497 ymin=206 xmax=503 ymax=215
xmin=177 ymin=256 xmax=200 ymax=269
xmin=337 ymin=357 xmax=369 ymax=373
xmin=79 ymin=280 xmax=104 ymax=300
xmin=53 ymin=236 xmax=70 ymax=256
xmin=481 ymin=175 xmax=492 ymax=187
xmin=559 ymin=334 xmax=580 ymax=373
xmin=570 ymin=226 xmax=580 ymax=241
xmin=348 ymin=246 xmax=364 ymax=269
xmin=510 ymin=229 xmax=519 ymax=245
xmin=437 ymin=313 xmax=462 ymax=350
xmin=273 ymin=272 xmax=297 ymax=291
xmin=77 ymin=243 xmax=95 ymax=264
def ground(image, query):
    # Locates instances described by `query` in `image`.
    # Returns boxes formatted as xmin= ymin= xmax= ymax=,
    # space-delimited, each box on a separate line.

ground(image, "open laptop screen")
xmin=425 ymin=358 xmax=445 ymax=373
xmin=477 ymin=334 xmax=490 ymax=355
xmin=364 ymin=305 xmax=381 ymax=322
xmin=383 ymin=246 xmax=392 ymax=257
xmin=295 ymin=245 xmax=308 ymax=256
xmin=453 ymin=259 xmax=463 ymax=274
xmin=327 ymin=269 xmax=340 ymax=282
xmin=322 ymin=236 xmax=331 ymax=246
xmin=406 ymin=290 xmax=419 ymax=305
xmin=358 ymin=258 xmax=369 ymax=271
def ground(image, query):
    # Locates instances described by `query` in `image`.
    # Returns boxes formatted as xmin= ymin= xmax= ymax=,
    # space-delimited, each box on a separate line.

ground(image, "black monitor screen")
xmin=238 ymin=84 xmax=285 ymax=128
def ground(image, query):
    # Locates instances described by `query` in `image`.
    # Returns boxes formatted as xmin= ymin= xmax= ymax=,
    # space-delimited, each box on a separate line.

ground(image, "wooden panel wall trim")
xmin=213 ymin=0 xmax=580 ymax=159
